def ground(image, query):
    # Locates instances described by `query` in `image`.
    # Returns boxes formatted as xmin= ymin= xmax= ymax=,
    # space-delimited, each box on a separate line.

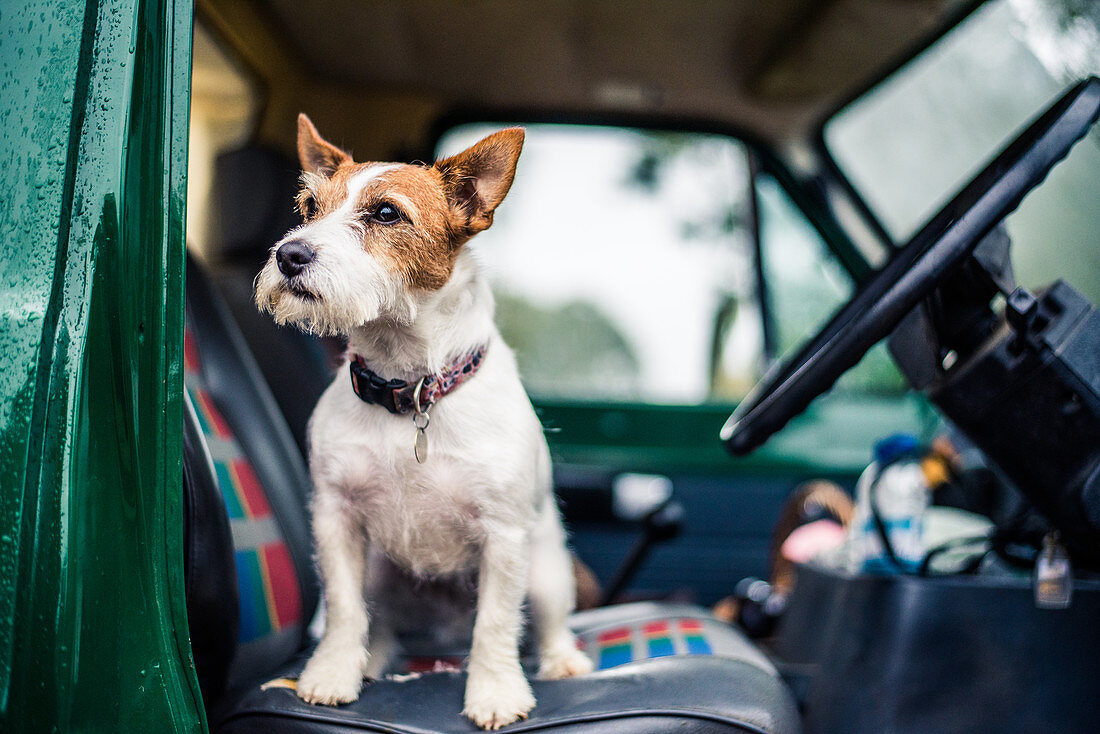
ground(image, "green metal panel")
xmin=0 ymin=1 xmax=202 ymax=732
xmin=538 ymin=393 xmax=937 ymax=476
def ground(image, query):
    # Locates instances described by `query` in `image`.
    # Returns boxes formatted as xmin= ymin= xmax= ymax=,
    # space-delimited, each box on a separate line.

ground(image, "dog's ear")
xmin=297 ymin=113 xmax=351 ymax=176
xmin=434 ymin=128 xmax=525 ymax=235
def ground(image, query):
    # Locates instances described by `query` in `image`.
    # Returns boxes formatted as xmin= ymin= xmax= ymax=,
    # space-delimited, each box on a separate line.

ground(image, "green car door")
xmin=1 ymin=1 xmax=202 ymax=731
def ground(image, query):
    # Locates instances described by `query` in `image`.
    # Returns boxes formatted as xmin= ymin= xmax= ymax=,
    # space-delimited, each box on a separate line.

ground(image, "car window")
xmin=436 ymin=124 xmax=763 ymax=405
xmin=756 ymin=173 xmax=907 ymax=394
xmin=187 ymin=21 xmax=261 ymax=258
xmin=824 ymin=0 xmax=1100 ymax=303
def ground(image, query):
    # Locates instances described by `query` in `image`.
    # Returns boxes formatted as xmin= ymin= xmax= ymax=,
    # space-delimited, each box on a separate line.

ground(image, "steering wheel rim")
xmin=722 ymin=77 xmax=1100 ymax=456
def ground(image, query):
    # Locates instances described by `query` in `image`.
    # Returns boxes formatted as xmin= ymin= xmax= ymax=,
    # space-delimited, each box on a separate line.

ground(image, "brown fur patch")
xmin=295 ymin=118 xmax=525 ymax=291
xmin=297 ymin=161 xmax=464 ymax=290
xmin=298 ymin=113 xmax=351 ymax=176
xmin=436 ymin=128 xmax=525 ymax=235
xmin=357 ymin=165 xmax=464 ymax=290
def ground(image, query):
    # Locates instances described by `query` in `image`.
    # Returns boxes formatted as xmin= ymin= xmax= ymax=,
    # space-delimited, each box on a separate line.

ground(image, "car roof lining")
xmin=196 ymin=0 xmax=978 ymax=159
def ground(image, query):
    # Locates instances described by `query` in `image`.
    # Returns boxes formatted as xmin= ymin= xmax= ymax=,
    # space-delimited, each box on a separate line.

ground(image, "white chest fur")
xmin=307 ymin=340 xmax=551 ymax=578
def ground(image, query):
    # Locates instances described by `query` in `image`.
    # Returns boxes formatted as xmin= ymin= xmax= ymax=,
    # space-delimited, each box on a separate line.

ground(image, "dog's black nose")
xmin=276 ymin=240 xmax=315 ymax=277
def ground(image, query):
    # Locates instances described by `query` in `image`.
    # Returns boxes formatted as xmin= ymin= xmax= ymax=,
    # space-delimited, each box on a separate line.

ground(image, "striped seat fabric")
xmin=184 ymin=325 xmax=303 ymax=676
xmin=568 ymin=602 xmax=777 ymax=674
xmin=586 ymin=617 xmax=713 ymax=669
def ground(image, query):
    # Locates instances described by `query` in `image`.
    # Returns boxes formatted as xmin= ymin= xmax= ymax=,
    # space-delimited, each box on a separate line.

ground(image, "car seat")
xmin=203 ymin=144 xmax=338 ymax=457
xmin=182 ymin=255 xmax=800 ymax=733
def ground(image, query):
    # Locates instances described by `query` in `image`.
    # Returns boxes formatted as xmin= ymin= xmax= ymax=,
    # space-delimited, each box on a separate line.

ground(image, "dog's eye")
xmin=301 ymin=196 xmax=318 ymax=220
xmin=370 ymin=203 xmax=402 ymax=225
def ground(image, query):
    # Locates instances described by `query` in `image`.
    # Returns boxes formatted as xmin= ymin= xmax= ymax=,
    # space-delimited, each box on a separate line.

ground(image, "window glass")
xmin=187 ymin=21 xmax=260 ymax=258
xmin=757 ymin=174 xmax=907 ymax=394
xmin=824 ymin=0 xmax=1100 ymax=304
xmin=436 ymin=124 xmax=762 ymax=404
xmin=826 ymin=0 xmax=1099 ymax=239
xmin=999 ymin=119 xmax=1100 ymax=304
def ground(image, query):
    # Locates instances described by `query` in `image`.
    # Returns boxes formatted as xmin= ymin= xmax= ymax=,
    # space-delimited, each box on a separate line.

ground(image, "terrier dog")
xmin=255 ymin=114 xmax=593 ymax=729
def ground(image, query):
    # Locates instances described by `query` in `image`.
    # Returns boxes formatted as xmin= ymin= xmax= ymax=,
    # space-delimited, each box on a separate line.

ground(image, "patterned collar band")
xmin=348 ymin=345 xmax=487 ymax=415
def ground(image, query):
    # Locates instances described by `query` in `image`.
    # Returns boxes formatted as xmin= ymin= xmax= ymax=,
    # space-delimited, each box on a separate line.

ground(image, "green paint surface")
xmin=538 ymin=392 xmax=935 ymax=476
xmin=0 ymin=1 xmax=202 ymax=732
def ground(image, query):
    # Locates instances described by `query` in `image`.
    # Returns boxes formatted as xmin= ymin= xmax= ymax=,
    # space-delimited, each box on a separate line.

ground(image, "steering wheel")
xmin=723 ymin=77 xmax=1100 ymax=456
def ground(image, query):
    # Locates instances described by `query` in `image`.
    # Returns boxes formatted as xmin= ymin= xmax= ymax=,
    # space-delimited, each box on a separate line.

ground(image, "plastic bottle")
xmin=852 ymin=434 xmax=930 ymax=573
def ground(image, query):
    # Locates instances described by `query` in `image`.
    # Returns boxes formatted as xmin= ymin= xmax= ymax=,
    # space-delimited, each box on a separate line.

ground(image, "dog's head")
xmin=255 ymin=114 xmax=524 ymax=335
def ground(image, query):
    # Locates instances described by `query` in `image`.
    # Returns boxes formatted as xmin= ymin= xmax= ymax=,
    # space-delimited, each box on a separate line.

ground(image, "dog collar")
xmin=348 ymin=345 xmax=487 ymax=415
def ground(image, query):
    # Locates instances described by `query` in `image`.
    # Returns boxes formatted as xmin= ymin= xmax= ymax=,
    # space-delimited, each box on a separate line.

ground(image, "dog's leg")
xmin=364 ymin=614 xmax=397 ymax=679
xmin=462 ymin=526 xmax=536 ymax=730
xmin=297 ymin=488 xmax=371 ymax=705
xmin=529 ymin=503 xmax=595 ymax=680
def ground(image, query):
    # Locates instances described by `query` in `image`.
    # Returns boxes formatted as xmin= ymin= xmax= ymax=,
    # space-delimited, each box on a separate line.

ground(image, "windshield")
xmin=825 ymin=0 xmax=1100 ymax=302
xmin=437 ymin=124 xmax=761 ymax=405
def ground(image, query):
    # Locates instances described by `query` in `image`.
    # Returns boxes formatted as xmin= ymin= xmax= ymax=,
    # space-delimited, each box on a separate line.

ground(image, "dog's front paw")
xmin=296 ymin=645 xmax=368 ymax=706
xmin=539 ymin=647 xmax=594 ymax=680
xmin=462 ymin=670 xmax=536 ymax=730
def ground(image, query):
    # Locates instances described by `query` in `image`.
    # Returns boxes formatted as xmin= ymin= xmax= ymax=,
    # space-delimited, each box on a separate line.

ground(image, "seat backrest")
xmin=205 ymin=144 xmax=338 ymax=457
xmin=183 ymin=254 xmax=319 ymax=694
xmin=209 ymin=144 xmax=300 ymax=264
xmin=183 ymin=390 xmax=239 ymax=702
xmin=212 ymin=270 xmax=335 ymax=458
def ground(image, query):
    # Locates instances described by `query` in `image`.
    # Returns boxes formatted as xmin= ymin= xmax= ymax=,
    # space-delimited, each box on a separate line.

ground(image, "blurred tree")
xmin=1052 ymin=0 xmax=1100 ymax=29
xmin=625 ymin=132 xmax=747 ymax=241
xmin=494 ymin=291 xmax=640 ymax=399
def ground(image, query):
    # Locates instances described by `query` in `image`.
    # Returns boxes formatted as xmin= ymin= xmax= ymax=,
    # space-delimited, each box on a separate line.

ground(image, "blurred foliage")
xmin=1052 ymin=0 xmax=1100 ymax=28
xmin=494 ymin=290 xmax=640 ymax=399
xmin=625 ymin=131 xmax=747 ymax=241
xmin=623 ymin=132 xmax=692 ymax=193
xmin=1049 ymin=0 xmax=1100 ymax=148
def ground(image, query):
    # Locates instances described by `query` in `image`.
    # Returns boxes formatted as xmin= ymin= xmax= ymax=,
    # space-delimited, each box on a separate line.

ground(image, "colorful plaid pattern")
xmin=185 ymin=327 xmax=302 ymax=643
xmin=642 ymin=620 xmax=676 ymax=658
xmin=592 ymin=617 xmax=714 ymax=669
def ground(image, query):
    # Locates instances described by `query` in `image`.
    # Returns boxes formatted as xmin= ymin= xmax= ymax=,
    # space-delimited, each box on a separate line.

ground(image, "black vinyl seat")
xmin=181 ymin=256 xmax=800 ymax=733
xmin=216 ymin=655 xmax=795 ymax=734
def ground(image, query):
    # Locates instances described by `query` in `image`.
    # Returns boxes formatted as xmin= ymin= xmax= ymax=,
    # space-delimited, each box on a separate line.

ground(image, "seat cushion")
xmin=211 ymin=603 xmax=799 ymax=734
xmin=569 ymin=602 xmax=777 ymax=674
